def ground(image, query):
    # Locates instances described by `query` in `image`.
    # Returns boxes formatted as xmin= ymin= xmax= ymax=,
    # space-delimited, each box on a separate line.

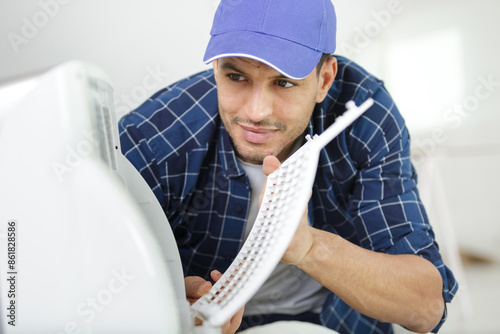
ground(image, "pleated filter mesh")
xmin=191 ymin=99 xmax=374 ymax=327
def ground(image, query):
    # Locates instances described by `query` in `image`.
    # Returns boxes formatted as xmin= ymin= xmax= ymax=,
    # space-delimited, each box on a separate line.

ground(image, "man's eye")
xmin=276 ymin=80 xmax=294 ymax=88
xmin=228 ymin=74 xmax=245 ymax=81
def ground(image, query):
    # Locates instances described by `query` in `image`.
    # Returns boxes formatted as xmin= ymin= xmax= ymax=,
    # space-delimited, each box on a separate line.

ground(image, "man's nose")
xmin=243 ymin=85 xmax=273 ymax=123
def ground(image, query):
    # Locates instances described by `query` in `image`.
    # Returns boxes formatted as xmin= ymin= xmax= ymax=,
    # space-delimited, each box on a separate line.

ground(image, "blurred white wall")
xmin=0 ymin=0 xmax=217 ymax=117
xmin=362 ymin=0 xmax=500 ymax=264
xmin=1 ymin=0 xmax=499 ymax=261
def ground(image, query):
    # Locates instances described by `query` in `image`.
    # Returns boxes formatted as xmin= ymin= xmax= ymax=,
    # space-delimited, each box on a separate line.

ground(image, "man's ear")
xmin=316 ymin=57 xmax=337 ymax=103
xmin=212 ymin=59 xmax=219 ymax=82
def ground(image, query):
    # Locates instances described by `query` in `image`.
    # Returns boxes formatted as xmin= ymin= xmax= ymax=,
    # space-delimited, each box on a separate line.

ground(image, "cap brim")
xmin=203 ymin=31 xmax=323 ymax=80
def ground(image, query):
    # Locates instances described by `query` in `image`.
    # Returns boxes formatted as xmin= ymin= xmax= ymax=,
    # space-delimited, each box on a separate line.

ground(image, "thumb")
xmin=262 ymin=155 xmax=281 ymax=176
xmin=185 ymin=276 xmax=212 ymax=300
xmin=259 ymin=155 xmax=281 ymax=205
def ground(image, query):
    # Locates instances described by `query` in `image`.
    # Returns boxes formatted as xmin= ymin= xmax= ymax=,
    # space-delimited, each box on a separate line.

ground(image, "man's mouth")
xmin=239 ymin=124 xmax=277 ymax=144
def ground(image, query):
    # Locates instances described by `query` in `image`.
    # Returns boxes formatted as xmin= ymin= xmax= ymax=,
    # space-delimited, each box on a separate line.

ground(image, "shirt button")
xmin=234 ymin=204 xmax=244 ymax=213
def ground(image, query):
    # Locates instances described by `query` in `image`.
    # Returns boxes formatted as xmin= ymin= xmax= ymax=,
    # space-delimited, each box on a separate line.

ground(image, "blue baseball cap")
xmin=204 ymin=0 xmax=337 ymax=80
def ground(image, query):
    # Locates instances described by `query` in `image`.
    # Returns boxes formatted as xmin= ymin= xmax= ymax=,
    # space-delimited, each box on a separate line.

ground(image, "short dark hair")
xmin=316 ymin=53 xmax=332 ymax=76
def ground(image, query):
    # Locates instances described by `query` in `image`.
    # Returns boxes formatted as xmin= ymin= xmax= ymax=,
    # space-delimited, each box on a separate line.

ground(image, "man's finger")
xmin=185 ymin=276 xmax=212 ymax=299
xmin=258 ymin=155 xmax=281 ymax=205
xmin=210 ymin=269 xmax=223 ymax=282
xmin=262 ymin=155 xmax=281 ymax=176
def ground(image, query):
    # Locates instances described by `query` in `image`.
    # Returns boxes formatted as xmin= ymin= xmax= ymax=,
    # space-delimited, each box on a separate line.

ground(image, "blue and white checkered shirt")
xmin=119 ymin=56 xmax=457 ymax=334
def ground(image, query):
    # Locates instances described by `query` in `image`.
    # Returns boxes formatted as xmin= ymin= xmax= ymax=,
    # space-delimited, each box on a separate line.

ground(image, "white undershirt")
xmin=237 ymin=141 xmax=328 ymax=316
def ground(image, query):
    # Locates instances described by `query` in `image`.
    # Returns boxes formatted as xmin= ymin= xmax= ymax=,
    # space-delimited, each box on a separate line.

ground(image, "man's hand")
xmin=259 ymin=155 xmax=314 ymax=266
xmin=185 ymin=270 xmax=244 ymax=334
xmin=259 ymin=155 xmax=444 ymax=332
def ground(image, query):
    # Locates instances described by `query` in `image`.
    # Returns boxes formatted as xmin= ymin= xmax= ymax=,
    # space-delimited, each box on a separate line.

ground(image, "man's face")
xmin=213 ymin=57 xmax=334 ymax=164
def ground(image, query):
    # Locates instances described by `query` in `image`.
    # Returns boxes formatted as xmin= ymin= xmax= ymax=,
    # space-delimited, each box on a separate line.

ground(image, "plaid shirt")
xmin=119 ymin=56 xmax=457 ymax=334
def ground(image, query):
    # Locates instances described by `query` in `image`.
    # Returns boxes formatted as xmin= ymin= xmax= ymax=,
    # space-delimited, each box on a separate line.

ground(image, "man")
xmin=119 ymin=0 xmax=458 ymax=333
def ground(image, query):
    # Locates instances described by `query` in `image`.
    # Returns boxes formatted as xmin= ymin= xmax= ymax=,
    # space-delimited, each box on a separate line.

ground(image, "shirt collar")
xmin=218 ymin=121 xmax=246 ymax=179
